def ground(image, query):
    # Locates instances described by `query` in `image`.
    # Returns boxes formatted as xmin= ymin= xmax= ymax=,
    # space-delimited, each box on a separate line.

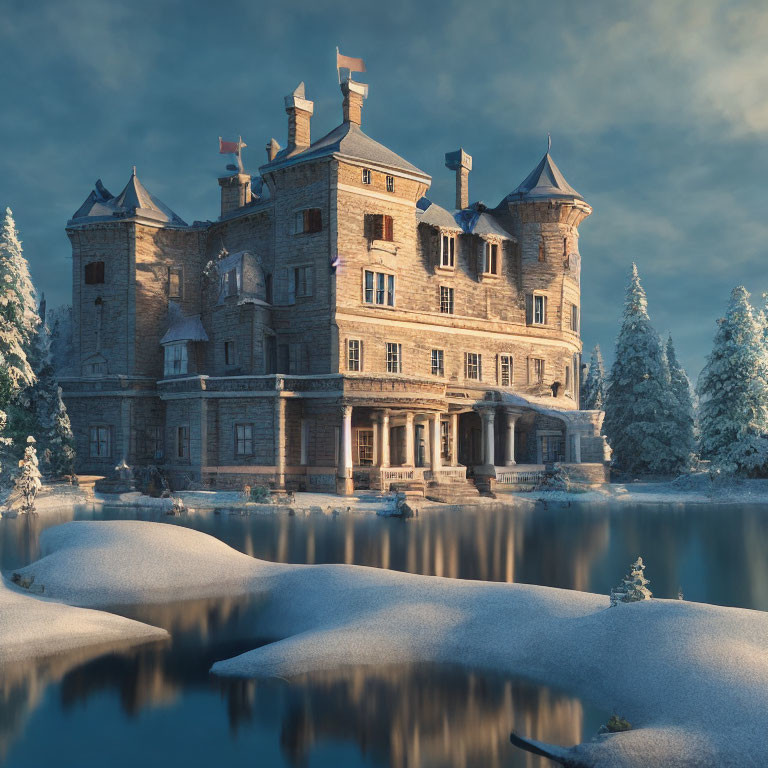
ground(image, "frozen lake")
xmin=1 ymin=500 xmax=767 ymax=766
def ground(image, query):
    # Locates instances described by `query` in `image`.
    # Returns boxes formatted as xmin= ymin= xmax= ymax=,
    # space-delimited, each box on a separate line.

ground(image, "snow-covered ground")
xmin=10 ymin=519 xmax=768 ymax=767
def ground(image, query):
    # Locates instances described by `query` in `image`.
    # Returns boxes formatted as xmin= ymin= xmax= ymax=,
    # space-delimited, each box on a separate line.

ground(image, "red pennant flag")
xmin=336 ymin=48 xmax=366 ymax=76
xmin=219 ymin=138 xmax=242 ymax=154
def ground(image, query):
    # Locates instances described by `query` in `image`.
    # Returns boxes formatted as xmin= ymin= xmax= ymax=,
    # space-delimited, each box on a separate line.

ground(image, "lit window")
xmin=440 ymin=286 xmax=454 ymax=314
xmin=235 ymin=424 xmax=254 ymax=455
xmin=89 ymin=426 xmax=111 ymax=458
xmin=464 ymin=352 xmax=482 ymax=381
xmin=362 ymin=168 xmax=372 ymax=185
xmin=440 ymin=235 xmax=455 ymax=268
xmin=357 ymin=430 xmax=374 ymax=465
xmin=482 ymin=242 xmax=498 ymax=275
xmin=224 ymin=341 xmax=236 ymax=366
xmin=386 ymin=175 xmax=394 ymax=193
xmin=348 ymin=339 xmax=362 ymax=371
xmin=363 ymin=270 xmax=395 ymax=306
xmin=500 ymin=354 xmax=512 ymax=387
xmin=163 ymin=342 xmax=188 ymax=376
xmin=431 ymin=349 xmax=444 ymax=376
xmin=84 ymin=261 xmax=105 ymax=285
xmin=177 ymin=426 xmax=190 ymax=459
xmin=386 ymin=342 xmax=402 ymax=373
xmin=294 ymin=265 xmax=313 ymax=297
xmin=168 ymin=267 xmax=182 ymax=299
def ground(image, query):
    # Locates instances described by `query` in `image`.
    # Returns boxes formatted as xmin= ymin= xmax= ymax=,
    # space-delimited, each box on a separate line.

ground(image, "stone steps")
xmin=424 ymin=479 xmax=481 ymax=504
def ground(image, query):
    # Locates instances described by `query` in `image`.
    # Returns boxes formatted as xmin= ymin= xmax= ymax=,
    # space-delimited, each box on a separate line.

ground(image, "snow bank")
xmin=0 ymin=577 xmax=166 ymax=665
xmin=13 ymin=520 xmax=768 ymax=767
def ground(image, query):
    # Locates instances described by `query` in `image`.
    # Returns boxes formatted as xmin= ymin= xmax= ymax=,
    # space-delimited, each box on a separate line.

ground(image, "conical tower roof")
xmin=501 ymin=152 xmax=583 ymax=204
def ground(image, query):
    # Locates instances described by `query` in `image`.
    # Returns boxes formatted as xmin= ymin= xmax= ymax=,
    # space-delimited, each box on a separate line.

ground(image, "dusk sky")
xmin=1 ymin=0 xmax=767 ymax=379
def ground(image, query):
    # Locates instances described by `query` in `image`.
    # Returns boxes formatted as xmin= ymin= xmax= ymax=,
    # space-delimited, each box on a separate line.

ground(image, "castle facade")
xmin=62 ymin=76 xmax=607 ymax=494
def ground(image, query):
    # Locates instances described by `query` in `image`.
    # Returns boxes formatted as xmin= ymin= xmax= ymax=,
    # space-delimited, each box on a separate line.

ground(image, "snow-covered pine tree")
xmin=45 ymin=386 xmax=76 ymax=478
xmin=610 ymin=556 xmax=652 ymax=606
xmin=697 ymin=286 xmax=768 ymax=474
xmin=665 ymin=335 xmax=696 ymax=470
xmin=48 ymin=304 xmax=74 ymax=377
xmin=6 ymin=436 xmax=42 ymax=514
xmin=582 ymin=345 xmax=606 ymax=409
xmin=602 ymin=264 xmax=676 ymax=474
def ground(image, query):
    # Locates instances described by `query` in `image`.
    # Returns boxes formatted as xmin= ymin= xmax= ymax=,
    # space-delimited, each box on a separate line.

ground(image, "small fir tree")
xmin=7 ymin=436 xmax=42 ymax=514
xmin=697 ymin=287 xmax=768 ymax=474
xmin=610 ymin=556 xmax=652 ymax=606
xmin=603 ymin=264 xmax=677 ymax=473
xmin=582 ymin=345 xmax=606 ymax=409
xmin=665 ymin=335 xmax=696 ymax=470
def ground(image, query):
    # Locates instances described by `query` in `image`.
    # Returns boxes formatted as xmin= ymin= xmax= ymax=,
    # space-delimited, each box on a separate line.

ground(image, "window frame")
xmin=357 ymin=429 xmax=374 ymax=465
xmin=168 ymin=266 xmax=183 ymax=299
xmin=439 ymin=285 xmax=454 ymax=315
xmin=84 ymin=261 xmax=105 ymax=285
xmin=530 ymin=357 xmax=545 ymax=385
xmin=499 ymin=354 xmax=513 ymax=387
xmin=363 ymin=269 xmax=395 ymax=307
xmin=386 ymin=342 xmax=402 ymax=374
xmin=570 ymin=303 xmax=579 ymax=333
xmin=89 ymin=425 xmax=111 ymax=458
xmin=294 ymin=208 xmax=322 ymax=235
xmin=386 ymin=175 xmax=395 ymax=193
xmin=235 ymin=423 xmax=254 ymax=456
xmin=347 ymin=338 xmax=362 ymax=372
xmin=294 ymin=265 xmax=314 ymax=298
xmin=224 ymin=340 xmax=236 ymax=367
xmin=163 ymin=342 xmax=188 ymax=377
xmin=440 ymin=234 xmax=456 ymax=268
xmin=464 ymin=352 xmax=482 ymax=381
xmin=431 ymin=349 xmax=445 ymax=377
xmin=177 ymin=425 xmax=190 ymax=460
xmin=481 ymin=241 xmax=499 ymax=276
xmin=362 ymin=168 xmax=372 ymax=185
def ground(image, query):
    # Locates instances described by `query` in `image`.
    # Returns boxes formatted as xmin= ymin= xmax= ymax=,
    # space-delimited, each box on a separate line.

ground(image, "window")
xmin=168 ymin=267 xmax=182 ymax=299
xmin=144 ymin=426 xmax=163 ymax=460
xmin=526 ymin=294 xmax=548 ymax=325
xmin=362 ymin=168 xmax=372 ymax=185
xmin=431 ymin=349 xmax=444 ymax=377
xmin=84 ymin=261 xmax=105 ymax=285
xmin=235 ymin=424 xmax=254 ymax=456
xmin=565 ymin=363 xmax=571 ymax=392
xmin=357 ymin=430 xmax=374 ymax=465
xmin=441 ymin=420 xmax=451 ymax=460
xmin=265 ymin=274 xmax=273 ymax=304
xmin=177 ymin=426 xmax=190 ymax=459
xmin=289 ymin=342 xmax=308 ymax=374
xmin=499 ymin=354 xmax=513 ymax=387
xmin=541 ymin=435 xmax=564 ymax=463
xmin=294 ymin=265 xmax=314 ymax=298
xmin=223 ymin=268 xmax=238 ymax=298
xmin=163 ymin=342 xmax=188 ymax=376
xmin=89 ymin=426 xmax=111 ymax=458
xmin=538 ymin=240 xmax=545 ymax=262
xmin=386 ymin=175 xmax=394 ymax=193
xmin=365 ymin=214 xmax=394 ymax=242
xmin=440 ymin=286 xmax=454 ymax=314
xmin=363 ymin=270 xmax=395 ymax=306
xmin=295 ymin=208 xmax=322 ymax=234
xmin=482 ymin=242 xmax=499 ymax=275
xmin=224 ymin=341 xmax=236 ymax=366
xmin=386 ymin=342 xmax=402 ymax=373
xmin=440 ymin=235 xmax=455 ymax=268
xmin=530 ymin=358 xmax=545 ymax=384
xmin=570 ymin=304 xmax=579 ymax=332
xmin=348 ymin=339 xmax=362 ymax=371
xmin=464 ymin=352 xmax=482 ymax=381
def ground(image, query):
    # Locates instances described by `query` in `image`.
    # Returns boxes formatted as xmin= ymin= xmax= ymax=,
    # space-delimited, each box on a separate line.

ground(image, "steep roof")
xmin=261 ymin=122 xmax=430 ymax=181
xmin=69 ymin=169 xmax=187 ymax=227
xmin=501 ymin=152 xmax=583 ymax=204
xmin=160 ymin=313 xmax=208 ymax=344
xmin=417 ymin=200 xmax=515 ymax=240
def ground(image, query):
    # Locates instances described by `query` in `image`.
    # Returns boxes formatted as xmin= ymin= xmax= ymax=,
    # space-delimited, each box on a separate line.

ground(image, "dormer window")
xmin=440 ymin=234 xmax=455 ymax=268
xmin=84 ymin=261 xmax=105 ymax=284
xmin=163 ymin=342 xmax=188 ymax=376
xmin=362 ymin=168 xmax=372 ymax=185
xmin=481 ymin=241 xmax=499 ymax=275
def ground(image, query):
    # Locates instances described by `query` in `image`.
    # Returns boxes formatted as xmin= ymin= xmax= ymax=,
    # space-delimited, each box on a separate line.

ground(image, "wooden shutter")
xmin=306 ymin=266 xmax=314 ymax=296
xmin=383 ymin=215 xmax=393 ymax=242
xmin=542 ymin=296 xmax=548 ymax=325
xmin=373 ymin=215 xmax=384 ymax=240
xmin=525 ymin=294 xmax=533 ymax=324
xmin=308 ymin=208 xmax=322 ymax=233
xmin=526 ymin=357 xmax=531 ymax=384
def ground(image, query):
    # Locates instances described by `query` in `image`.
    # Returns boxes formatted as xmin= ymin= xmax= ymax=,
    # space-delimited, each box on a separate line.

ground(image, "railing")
xmin=379 ymin=467 xmax=426 ymax=483
xmin=426 ymin=466 xmax=468 ymax=481
xmin=496 ymin=470 xmax=545 ymax=486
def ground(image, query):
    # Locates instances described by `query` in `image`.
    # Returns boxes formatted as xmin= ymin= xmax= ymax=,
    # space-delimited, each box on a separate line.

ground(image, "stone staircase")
xmin=424 ymin=477 xmax=481 ymax=504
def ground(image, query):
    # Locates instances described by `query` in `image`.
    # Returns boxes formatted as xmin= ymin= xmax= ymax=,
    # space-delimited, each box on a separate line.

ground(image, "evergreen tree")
xmin=582 ymin=345 xmax=606 ymax=409
xmin=6 ymin=436 xmax=42 ymax=515
xmin=697 ymin=286 xmax=768 ymax=474
xmin=665 ymin=335 xmax=696 ymax=469
xmin=610 ymin=556 xmax=652 ymax=606
xmin=603 ymin=264 xmax=676 ymax=473
xmin=48 ymin=304 xmax=74 ymax=377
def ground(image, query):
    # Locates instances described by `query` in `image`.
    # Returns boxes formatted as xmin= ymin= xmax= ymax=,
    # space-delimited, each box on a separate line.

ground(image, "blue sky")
xmin=1 ymin=0 xmax=767 ymax=379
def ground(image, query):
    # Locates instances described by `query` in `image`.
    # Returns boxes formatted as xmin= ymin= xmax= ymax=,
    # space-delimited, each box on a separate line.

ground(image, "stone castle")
xmin=62 ymin=73 xmax=608 ymax=494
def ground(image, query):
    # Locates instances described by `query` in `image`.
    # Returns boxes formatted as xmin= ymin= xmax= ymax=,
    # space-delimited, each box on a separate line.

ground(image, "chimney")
xmin=284 ymin=82 xmax=313 ymax=154
xmin=265 ymin=137 xmax=281 ymax=162
xmin=445 ymin=148 xmax=472 ymax=210
xmin=218 ymin=173 xmax=252 ymax=217
xmin=341 ymin=79 xmax=368 ymax=126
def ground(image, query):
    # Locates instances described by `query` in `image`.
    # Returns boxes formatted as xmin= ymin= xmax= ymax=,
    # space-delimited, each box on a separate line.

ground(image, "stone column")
xmin=336 ymin=405 xmax=354 ymax=495
xmin=275 ymin=396 xmax=286 ymax=489
xmin=300 ymin=419 xmax=308 ymax=465
xmin=504 ymin=410 xmax=518 ymax=467
xmin=450 ymin=413 xmax=459 ymax=466
xmin=573 ymin=432 xmax=582 ymax=463
xmin=379 ymin=411 xmax=390 ymax=468
xmin=481 ymin=409 xmax=495 ymax=468
xmin=430 ymin=413 xmax=442 ymax=472
xmin=404 ymin=412 xmax=415 ymax=466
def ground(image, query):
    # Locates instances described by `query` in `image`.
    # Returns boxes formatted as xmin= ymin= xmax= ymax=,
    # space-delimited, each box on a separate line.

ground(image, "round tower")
xmin=497 ymin=148 xmax=592 ymax=406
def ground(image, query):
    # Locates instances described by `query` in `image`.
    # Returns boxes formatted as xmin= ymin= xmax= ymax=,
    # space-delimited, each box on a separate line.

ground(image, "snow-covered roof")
xmin=160 ymin=314 xmax=208 ymax=344
xmin=500 ymin=152 xmax=583 ymax=204
xmin=418 ymin=201 xmax=515 ymax=240
xmin=416 ymin=201 xmax=460 ymax=229
xmin=69 ymin=170 xmax=188 ymax=227
xmin=262 ymin=122 xmax=430 ymax=181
